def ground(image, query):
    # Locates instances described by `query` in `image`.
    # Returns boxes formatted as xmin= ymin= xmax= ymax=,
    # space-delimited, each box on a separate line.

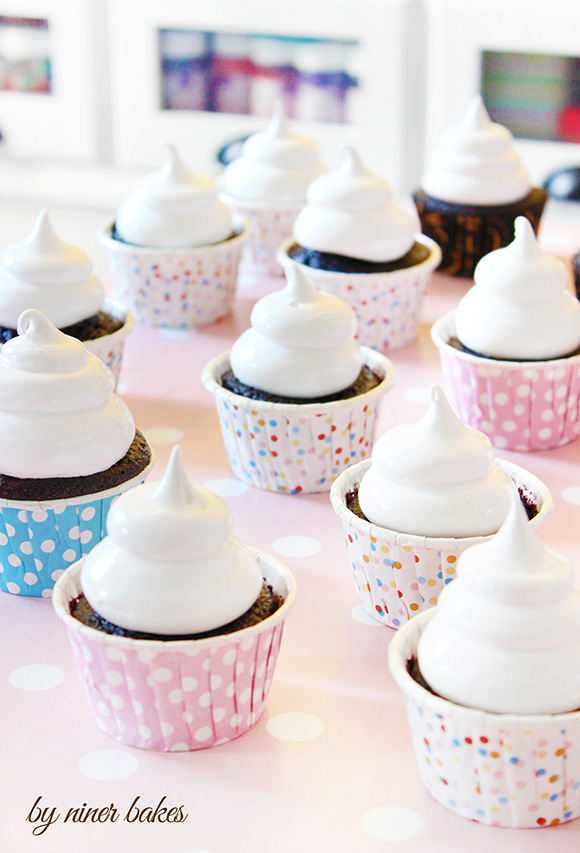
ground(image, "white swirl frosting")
xmin=421 ymin=96 xmax=532 ymax=205
xmin=220 ymin=101 xmax=325 ymax=203
xmin=81 ymin=445 xmax=264 ymax=635
xmin=358 ymin=385 xmax=512 ymax=537
xmin=292 ymin=146 xmax=416 ymax=262
xmin=115 ymin=144 xmax=234 ymax=248
xmin=0 ymin=309 xmax=135 ymax=478
xmin=230 ymin=263 xmax=363 ymax=398
xmin=455 ymin=216 xmax=580 ymax=359
xmin=0 ymin=209 xmax=104 ymax=329
xmin=418 ymin=493 xmax=580 ymax=714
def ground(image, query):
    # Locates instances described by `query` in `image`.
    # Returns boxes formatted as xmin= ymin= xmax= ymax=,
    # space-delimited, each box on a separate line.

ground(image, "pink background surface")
xmin=2 ymin=225 xmax=580 ymax=852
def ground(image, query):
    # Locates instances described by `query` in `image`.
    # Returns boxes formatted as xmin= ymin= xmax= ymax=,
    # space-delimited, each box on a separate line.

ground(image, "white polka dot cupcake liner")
xmin=0 ymin=461 xmax=154 ymax=598
xmin=389 ymin=610 xmax=580 ymax=828
xmin=97 ymin=219 xmax=250 ymax=328
xmin=83 ymin=299 xmax=134 ymax=389
xmin=221 ymin=197 xmax=303 ymax=278
xmin=276 ymin=235 xmax=442 ymax=352
xmin=432 ymin=311 xmax=580 ymax=452
xmin=202 ymin=347 xmax=395 ymax=494
xmin=52 ymin=550 xmax=296 ymax=752
xmin=330 ymin=458 xmax=552 ymax=629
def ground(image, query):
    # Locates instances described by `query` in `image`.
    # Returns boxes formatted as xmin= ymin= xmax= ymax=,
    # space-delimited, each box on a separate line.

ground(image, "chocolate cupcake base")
xmin=219 ymin=365 xmax=382 ymax=404
xmin=286 ymin=240 xmax=431 ymax=274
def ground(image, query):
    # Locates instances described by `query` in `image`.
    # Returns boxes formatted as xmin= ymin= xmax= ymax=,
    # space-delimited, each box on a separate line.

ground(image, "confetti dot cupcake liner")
xmin=389 ymin=610 xmax=580 ymax=828
xmin=52 ymin=550 xmax=296 ymax=752
xmin=82 ymin=299 xmax=134 ymax=389
xmin=330 ymin=458 xmax=552 ymax=629
xmin=222 ymin=197 xmax=303 ymax=278
xmin=0 ymin=460 xmax=154 ymax=599
xmin=276 ymin=235 xmax=442 ymax=352
xmin=202 ymin=347 xmax=395 ymax=494
xmin=97 ymin=219 xmax=250 ymax=328
xmin=432 ymin=311 xmax=580 ymax=451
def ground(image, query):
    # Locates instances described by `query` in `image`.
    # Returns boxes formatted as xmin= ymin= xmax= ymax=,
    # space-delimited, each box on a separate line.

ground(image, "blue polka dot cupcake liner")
xmin=83 ymin=299 xmax=134 ymax=390
xmin=202 ymin=347 xmax=395 ymax=494
xmin=330 ymin=459 xmax=552 ymax=629
xmin=221 ymin=197 xmax=302 ymax=278
xmin=389 ymin=610 xmax=580 ymax=828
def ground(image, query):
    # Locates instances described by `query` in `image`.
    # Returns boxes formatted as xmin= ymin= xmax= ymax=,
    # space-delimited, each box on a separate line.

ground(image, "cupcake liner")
xmin=52 ymin=550 xmax=296 ymax=752
xmin=97 ymin=219 xmax=250 ymax=328
xmin=389 ymin=610 xmax=580 ymax=828
xmin=222 ymin=197 xmax=303 ymax=277
xmin=432 ymin=311 xmax=580 ymax=451
xmin=330 ymin=458 xmax=552 ymax=629
xmin=0 ymin=458 xmax=154 ymax=598
xmin=83 ymin=299 xmax=134 ymax=388
xmin=201 ymin=348 xmax=395 ymax=494
xmin=276 ymin=235 xmax=442 ymax=352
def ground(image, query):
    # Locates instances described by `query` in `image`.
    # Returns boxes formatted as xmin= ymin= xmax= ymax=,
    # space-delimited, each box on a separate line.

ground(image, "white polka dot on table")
xmin=158 ymin=327 xmax=195 ymax=339
xmin=402 ymin=386 xmax=432 ymax=406
xmin=202 ymin=478 xmax=248 ymax=497
xmin=8 ymin=664 xmax=65 ymax=691
xmin=142 ymin=426 xmax=185 ymax=445
xmin=351 ymin=604 xmax=384 ymax=626
xmin=272 ymin=536 xmax=321 ymax=558
xmin=266 ymin=712 xmax=325 ymax=741
xmin=361 ymin=806 xmax=426 ymax=842
xmin=77 ymin=749 xmax=139 ymax=781
xmin=562 ymin=486 xmax=580 ymax=506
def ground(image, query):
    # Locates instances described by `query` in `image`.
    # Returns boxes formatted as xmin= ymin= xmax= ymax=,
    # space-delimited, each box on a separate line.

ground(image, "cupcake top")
xmin=417 ymin=494 xmax=580 ymax=714
xmin=81 ymin=446 xmax=263 ymax=635
xmin=230 ymin=263 xmax=363 ymax=398
xmin=0 ymin=309 xmax=135 ymax=478
xmin=455 ymin=216 xmax=580 ymax=360
xmin=115 ymin=144 xmax=234 ymax=248
xmin=220 ymin=101 xmax=325 ymax=204
xmin=0 ymin=209 xmax=104 ymax=329
xmin=357 ymin=385 xmax=512 ymax=537
xmin=421 ymin=96 xmax=532 ymax=206
xmin=292 ymin=146 xmax=416 ymax=262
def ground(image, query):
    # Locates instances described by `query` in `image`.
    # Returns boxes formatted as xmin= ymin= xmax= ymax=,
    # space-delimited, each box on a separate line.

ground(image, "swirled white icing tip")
xmin=283 ymin=263 xmax=318 ymax=307
xmin=158 ymin=143 xmax=190 ymax=184
xmin=425 ymin=383 xmax=466 ymax=439
xmin=462 ymin=95 xmax=492 ymax=130
xmin=3 ymin=308 xmax=87 ymax=373
xmin=151 ymin=445 xmax=206 ymax=509
xmin=266 ymin=98 xmax=291 ymax=139
xmin=512 ymin=215 xmax=539 ymax=253
xmin=340 ymin=145 xmax=366 ymax=177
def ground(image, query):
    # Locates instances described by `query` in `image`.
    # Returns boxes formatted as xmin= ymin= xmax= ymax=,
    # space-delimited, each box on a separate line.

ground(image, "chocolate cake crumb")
xmin=287 ymin=240 xmax=430 ymax=274
xmin=0 ymin=310 xmax=124 ymax=345
xmin=220 ymin=364 xmax=382 ymax=404
xmin=448 ymin=336 xmax=580 ymax=362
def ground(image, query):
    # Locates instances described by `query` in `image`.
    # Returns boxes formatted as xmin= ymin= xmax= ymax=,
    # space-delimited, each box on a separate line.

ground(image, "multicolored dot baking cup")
xmin=201 ymin=348 xmax=395 ymax=494
xmin=0 ymin=458 xmax=154 ymax=598
xmin=330 ymin=458 xmax=552 ymax=629
xmin=83 ymin=299 xmax=134 ymax=389
xmin=97 ymin=219 xmax=250 ymax=328
xmin=432 ymin=311 xmax=580 ymax=451
xmin=221 ymin=197 xmax=303 ymax=277
xmin=276 ymin=235 xmax=442 ymax=352
xmin=52 ymin=550 xmax=296 ymax=752
xmin=389 ymin=609 xmax=580 ymax=828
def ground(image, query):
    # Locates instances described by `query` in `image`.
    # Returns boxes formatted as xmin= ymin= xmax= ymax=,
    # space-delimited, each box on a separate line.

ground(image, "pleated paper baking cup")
xmin=0 ymin=459 xmax=154 ymax=598
xmin=201 ymin=348 xmax=395 ymax=494
xmin=97 ymin=219 xmax=249 ymax=328
xmin=330 ymin=458 xmax=552 ymax=629
xmin=222 ymin=197 xmax=303 ymax=277
xmin=83 ymin=300 xmax=134 ymax=388
xmin=52 ymin=551 xmax=296 ymax=752
xmin=276 ymin=235 xmax=442 ymax=352
xmin=389 ymin=610 xmax=580 ymax=828
xmin=432 ymin=311 xmax=580 ymax=452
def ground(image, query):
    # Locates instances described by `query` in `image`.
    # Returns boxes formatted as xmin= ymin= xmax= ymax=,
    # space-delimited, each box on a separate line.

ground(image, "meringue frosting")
xmin=230 ymin=263 xmax=363 ymax=398
xmin=0 ymin=210 xmax=104 ymax=329
xmin=358 ymin=385 xmax=512 ymax=537
xmin=418 ymin=493 xmax=580 ymax=714
xmin=81 ymin=446 xmax=264 ymax=635
xmin=421 ymin=96 xmax=532 ymax=206
xmin=455 ymin=216 xmax=580 ymax=360
xmin=0 ymin=309 xmax=135 ymax=479
xmin=115 ymin=144 xmax=234 ymax=248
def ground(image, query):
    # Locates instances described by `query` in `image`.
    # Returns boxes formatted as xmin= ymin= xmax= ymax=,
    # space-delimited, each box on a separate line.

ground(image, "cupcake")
xmin=220 ymin=101 xmax=325 ymax=277
xmin=0 ymin=209 xmax=132 ymax=385
xmin=277 ymin=146 xmax=441 ymax=352
xmin=0 ymin=309 xmax=153 ymax=598
xmin=52 ymin=446 xmax=296 ymax=752
xmin=431 ymin=217 xmax=580 ymax=451
xmin=414 ymin=96 xmax=548 ymax=278
xmin=389 ymin=495 xmax=580 ymax=827
xmin=98 ymin=144 xmax=249 ymax=327
xmin=330 ymin=385 xmax=552 ymax=628
xmin=202 ymin=263 xmax=395 ymax=494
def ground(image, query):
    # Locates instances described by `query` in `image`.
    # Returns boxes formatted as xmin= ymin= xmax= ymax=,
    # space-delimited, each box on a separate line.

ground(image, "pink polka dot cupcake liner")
xmin=389 ymin=610 xmax=580 ymax=828
xmin=432 ymin=311 xmax=580 ymax=452
xmin=222 ymin=197 xmax=303 ymax=278
xmin=330 ymin=458 xmax=552 ymax=629
xmin=83 ymin=299 xmax=134 ymax=389
xmin=277 ymin=235 xmax=442 ymax=352
xmin=97 ymin=219 xmax=250 ymax=328
xmin=52 ymin=551 xmax=296 ymax=752
xmin=0 ymin=461 xmax=154 ymax=598
xmin=202 ymin=347 xmax=395 ymax=494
